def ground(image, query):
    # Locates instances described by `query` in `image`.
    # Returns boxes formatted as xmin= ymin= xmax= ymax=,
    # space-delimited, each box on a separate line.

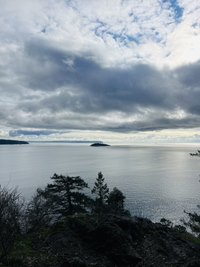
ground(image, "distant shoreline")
xmin=29 ymin=140 xmax=99 ymax=144
xmin=0 ymin=139 xmax=29 ymax=145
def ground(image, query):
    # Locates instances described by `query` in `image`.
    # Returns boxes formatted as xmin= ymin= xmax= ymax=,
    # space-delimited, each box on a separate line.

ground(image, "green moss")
xmin=179 ymin=232 xmax=200 ymax=245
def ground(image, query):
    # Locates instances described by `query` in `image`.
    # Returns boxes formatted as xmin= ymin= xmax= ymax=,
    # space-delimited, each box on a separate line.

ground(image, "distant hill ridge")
xmin=0 ymin=139 xmax=29 ymax=145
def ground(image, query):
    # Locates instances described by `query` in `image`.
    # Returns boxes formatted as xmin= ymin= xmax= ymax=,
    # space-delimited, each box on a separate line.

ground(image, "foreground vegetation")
xmin=0 ymin=172 xmax=200 ymax=267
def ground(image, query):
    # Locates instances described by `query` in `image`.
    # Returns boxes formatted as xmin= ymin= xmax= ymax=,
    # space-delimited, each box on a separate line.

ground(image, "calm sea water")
xmin=0 ymin=143 xmax=200 ymax=224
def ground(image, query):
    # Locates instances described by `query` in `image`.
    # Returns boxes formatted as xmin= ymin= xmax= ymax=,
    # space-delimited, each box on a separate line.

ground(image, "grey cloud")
xmin=104 ymin=115 xmax=200 ymax=133
xmin=1 ymin=37 xmax=200 ymax=133
xmin=176 ymin=61 xmax=200 ymax=88
xmin=16 ymin=39 xmax=176 ymax=113
xmin=9 ymin=129 xmax=64 ymax=137
xmin=21 ymin=40 xmax=71 ymax=91
xmin=174 ymin=62 xmax=200 ymax=116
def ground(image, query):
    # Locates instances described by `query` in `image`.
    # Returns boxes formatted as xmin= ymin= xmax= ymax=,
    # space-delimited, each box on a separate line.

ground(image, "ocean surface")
xmin=0 ymin=143 xmax=200 ymax=224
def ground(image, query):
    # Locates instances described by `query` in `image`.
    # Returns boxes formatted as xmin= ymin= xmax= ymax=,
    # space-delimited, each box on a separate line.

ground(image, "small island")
xmin=0 ymin=139 xmax=29 ymax=145
xmin=90 ymin=142 xmax=110 ymax=147
xmin=190 ymin=150 xmax=200 ymax=156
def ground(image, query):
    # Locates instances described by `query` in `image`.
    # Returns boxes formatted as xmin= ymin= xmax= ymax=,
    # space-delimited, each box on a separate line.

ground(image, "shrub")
xmin=0 ymin=187 xmax=23 ymax=260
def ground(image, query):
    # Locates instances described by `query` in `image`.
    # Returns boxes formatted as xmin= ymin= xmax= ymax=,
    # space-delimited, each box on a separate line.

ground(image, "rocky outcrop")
xmin=14 ymin=215 xmax=200 ymax=267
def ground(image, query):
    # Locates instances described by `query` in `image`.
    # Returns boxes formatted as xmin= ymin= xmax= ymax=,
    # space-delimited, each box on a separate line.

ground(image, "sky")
xmin=0 ymin=0 xmax=200 ymax=144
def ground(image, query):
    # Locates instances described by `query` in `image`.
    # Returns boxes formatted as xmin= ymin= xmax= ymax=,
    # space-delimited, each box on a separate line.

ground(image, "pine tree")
xmin=91 ymin=172 xmax=109 ymax=213
xmin=42 ymin=173 xmax=91 ymax=217
xmin=26 ymin=188 xmax=52 ymax=231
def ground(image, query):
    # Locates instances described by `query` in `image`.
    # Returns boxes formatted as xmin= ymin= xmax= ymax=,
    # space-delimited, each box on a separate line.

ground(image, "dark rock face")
xmin=0 ymin=139 xmax=29 ymax=145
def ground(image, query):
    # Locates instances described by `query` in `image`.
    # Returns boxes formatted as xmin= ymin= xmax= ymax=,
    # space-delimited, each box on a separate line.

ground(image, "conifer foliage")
xmin=107 ymin=187 xmax=126 ymax=215
xmin=42 ymin=173 xmax=90 ymax=216
xmin=91 ymin=172 xmax=109 ymax=213
xmin=26 ymin=188 xmax=52 ymax=231
xmin=184 ymin=210 xmax=200 ymax=235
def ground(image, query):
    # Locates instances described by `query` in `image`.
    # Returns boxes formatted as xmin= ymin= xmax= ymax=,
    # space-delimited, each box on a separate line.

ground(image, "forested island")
xmin=0 ymin=172 xmax=200 ymax=267
xmin=90 ymin=142 xmax=110 ymax=147
xmin=0 ymin=139 xmax=29 ymax=145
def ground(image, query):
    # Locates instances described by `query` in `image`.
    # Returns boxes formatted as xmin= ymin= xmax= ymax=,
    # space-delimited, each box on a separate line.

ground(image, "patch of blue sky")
xmin=94 ymin=24 xmax=164 ymax=48
xmin=163 ymin=0 xmax=184 ymax=22
xmin=150 ymin=28 xmax=164 ymax=44
xmin=126 ymin=35 xmax=141 ymax=45
xmin=128 ymin=12 xmax=139 ymax=23
xmin=107 ymin=32 xmax=143 ymax=46
xmin=153 ymin=33 xmax=163 ymax=43
xmin=94 ymin=20 xmax=108 ymax=38
xmin=94 ymin=21 xmax=144 ymax=46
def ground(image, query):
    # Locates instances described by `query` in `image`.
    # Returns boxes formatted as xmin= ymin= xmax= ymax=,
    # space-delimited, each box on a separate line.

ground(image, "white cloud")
xmin=0 ymin=0 xmax=200 ymax=142
xmin=0 ymin=0 xmax=200 ymax=68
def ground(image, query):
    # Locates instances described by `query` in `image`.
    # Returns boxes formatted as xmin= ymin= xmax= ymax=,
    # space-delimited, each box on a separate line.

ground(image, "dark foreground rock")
xmin=4 ymin=215 xmax=200 ymax=267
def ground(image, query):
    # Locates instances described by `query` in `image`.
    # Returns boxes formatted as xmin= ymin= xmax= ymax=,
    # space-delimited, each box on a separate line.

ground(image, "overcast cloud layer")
xmin=0 ymin=0 xmax=200 ymax=142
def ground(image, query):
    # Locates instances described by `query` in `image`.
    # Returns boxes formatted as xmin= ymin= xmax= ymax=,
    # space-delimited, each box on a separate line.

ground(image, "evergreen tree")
xmin=183 ymin=179 xmax=200 ymax=236
xmin=42 ymin=173 xmax=91 ymax=217
xmin=107 ymin=187 xmax=125 ymax=215
xmin=184 ymin=210 xmax=200 ymax=236
xmin=26 ymin=188 xmax=52 ymax=232
xmin=107 ymin=187 xmax=130 ymax=216
xmin=91 ymin=172 xmax=109 ymax=213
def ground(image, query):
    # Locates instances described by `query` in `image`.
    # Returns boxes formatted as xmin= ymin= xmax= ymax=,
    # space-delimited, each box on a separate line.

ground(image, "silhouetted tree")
xmin=184 ymin=210 xmax=200 ymax=236
xmin=107 ymin=187 xmax=131 ymax=216
xmin=91 ymin=172 xmax=109 ymax=214
xmin=107 ymin=187 xmax=125 ymax=214
xmin=0 ymin=187 xmax=23 ymax=261
xmin=26 ymin=188 xmax=52 ymax=232
xmin=160 ymin=218 xmax=173 ymax=228
xmin=42 ymin=173 xmax=91 ymax=217
xmin=183 ymin=178 xmax=200 ymax=236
